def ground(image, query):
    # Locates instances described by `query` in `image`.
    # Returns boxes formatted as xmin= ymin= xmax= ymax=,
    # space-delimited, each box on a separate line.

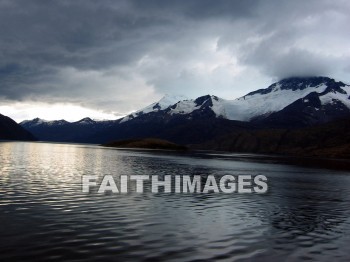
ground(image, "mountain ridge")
xmin=117 ymin=76 xmax=349 ymax=123
xmin=20 ymin=76 xmax=350 ymax=152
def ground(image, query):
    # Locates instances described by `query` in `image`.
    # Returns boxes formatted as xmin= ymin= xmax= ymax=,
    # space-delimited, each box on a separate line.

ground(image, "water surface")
xmin=1 ymin=142 xmax=350 ymax=261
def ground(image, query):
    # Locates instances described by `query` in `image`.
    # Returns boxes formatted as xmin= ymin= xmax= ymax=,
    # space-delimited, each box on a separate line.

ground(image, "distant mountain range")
xmin=20 ymin=117 xmax=115 ymax=142
xmin=0 ymin=114 xmax=36 ymax=141
xmin=17 ymin=76 xmax=350 ymax=157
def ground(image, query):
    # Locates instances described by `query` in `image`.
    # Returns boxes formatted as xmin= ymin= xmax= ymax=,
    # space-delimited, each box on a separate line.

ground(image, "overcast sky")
xmin=1 ymin=0 xmax=350 ymax=122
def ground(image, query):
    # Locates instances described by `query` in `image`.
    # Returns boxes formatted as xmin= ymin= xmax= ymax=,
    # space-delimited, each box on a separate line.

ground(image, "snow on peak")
xmin=21 ymin=118 xmax=70 ymax=126
xmin=168 ymin=95 xmax=226 ymax=117
xmin=319 ymin=84 xmax=350 ymax=108
xmin=158 ymin=94 xmax=189 ymax=108
xmin=226 ymin=78 xmax=343 ymax=121
xmin=166 ymin=78 xmax=349 ymax=121
xmin=21 ymin=118 xmax=47 ymax=126
xmin=120 ymin=77 xmax=350 ymax=123
xmin=76 ymin=117 xmax=95 ymax=124
xmin=120 ymin=94 xmax=189 ymax=123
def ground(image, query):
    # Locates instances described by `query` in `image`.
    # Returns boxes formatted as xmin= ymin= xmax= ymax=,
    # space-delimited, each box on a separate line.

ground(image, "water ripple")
xmin=1 ymin=142 xmax=350 ymax=261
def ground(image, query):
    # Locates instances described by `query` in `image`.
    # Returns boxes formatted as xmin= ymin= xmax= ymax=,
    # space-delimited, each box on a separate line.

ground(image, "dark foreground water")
xmin=1 ymin=142 xmax=350 ymax=261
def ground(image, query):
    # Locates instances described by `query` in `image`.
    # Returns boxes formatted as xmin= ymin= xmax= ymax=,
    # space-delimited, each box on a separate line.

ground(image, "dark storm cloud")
xmin=129 ymin=0 xmax=260 ymax=20
xmin=0 ymin=0 xmax=173 ymax=107
xmin=0 ymin=0 xmax=166 ymax=69
xmin=0 ymin=0 xmax=349 ymax=114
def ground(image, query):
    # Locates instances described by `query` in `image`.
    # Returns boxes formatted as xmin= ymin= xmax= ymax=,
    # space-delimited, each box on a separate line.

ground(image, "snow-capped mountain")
xmin=120 ymin=77 xmax=350 ymax=123
xmin=258 ymin=78 xmax=350 ymax=127
xmin=21 ymin=118 xmax=69 ymax=128
xmin=75 ymin=117 xmax=97 ymax=125
xmin=120 ymin=94 xmax=188 ymax=123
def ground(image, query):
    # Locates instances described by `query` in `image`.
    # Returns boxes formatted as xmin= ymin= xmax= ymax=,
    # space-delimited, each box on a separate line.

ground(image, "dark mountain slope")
xmin=0 ymin=114 xmax=36 ymax=141
xmin=89 ymin=110 xmax=255 ymax=145
xmin=193 ymin=117 xmax=350 ymax=159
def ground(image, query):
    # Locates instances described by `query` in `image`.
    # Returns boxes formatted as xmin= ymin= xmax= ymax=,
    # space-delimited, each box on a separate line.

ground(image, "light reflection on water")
xmin=0 ymin=142 xmax=350 ymax=261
